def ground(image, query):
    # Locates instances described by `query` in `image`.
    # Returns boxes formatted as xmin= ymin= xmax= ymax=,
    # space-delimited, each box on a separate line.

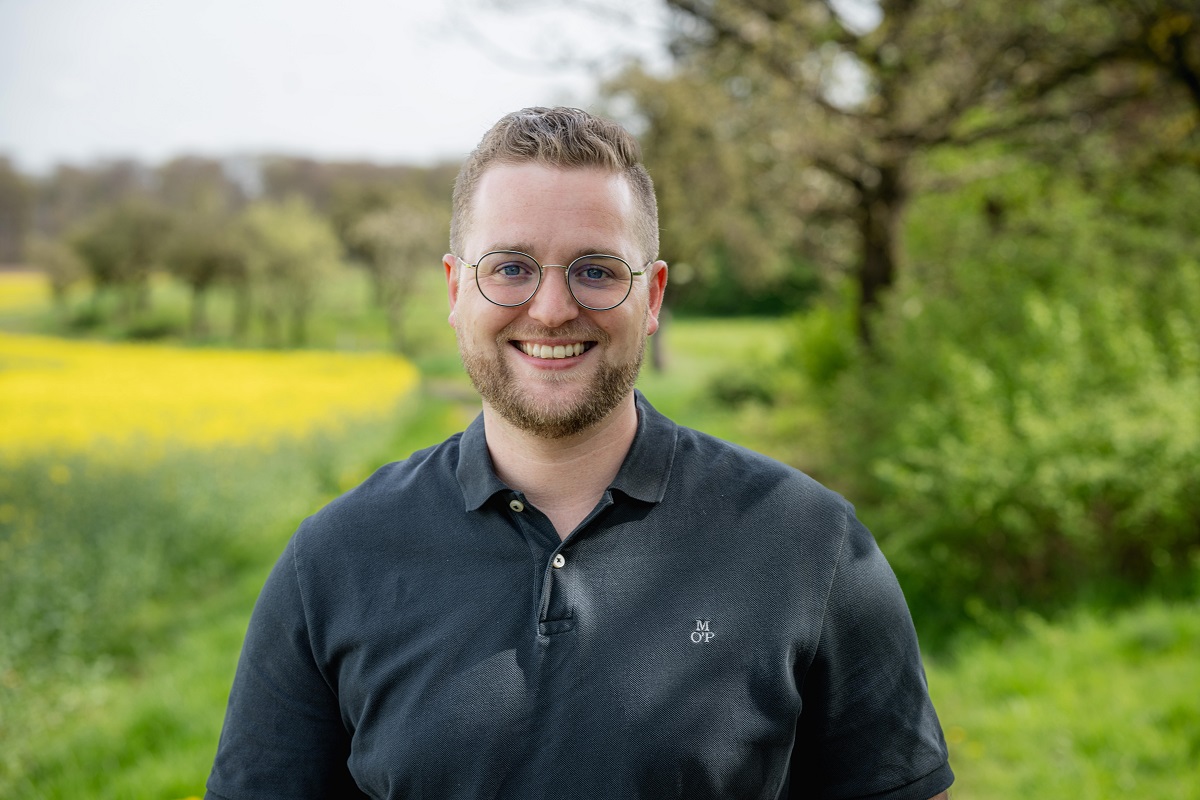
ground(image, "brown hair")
xmin=450 ymin=107 xmax=659 ymax=264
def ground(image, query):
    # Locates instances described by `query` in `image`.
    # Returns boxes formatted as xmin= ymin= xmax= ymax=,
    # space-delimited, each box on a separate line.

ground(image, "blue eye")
xmin=479 ymin=253 xmax=538 ymax=282
xmin=582 ymin=266 xmax=610 ymax=280
xmin=570 ymin=258 xmax=626 ymax=287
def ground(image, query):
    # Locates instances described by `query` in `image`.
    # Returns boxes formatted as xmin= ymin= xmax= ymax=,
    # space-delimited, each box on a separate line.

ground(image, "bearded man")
xmin=207 ymin=107 xmax=954 ymax=800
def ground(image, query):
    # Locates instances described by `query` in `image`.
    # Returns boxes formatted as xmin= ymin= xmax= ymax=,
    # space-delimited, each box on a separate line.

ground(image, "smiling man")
xmin=206 ymin=107 xmax=954 ymax=800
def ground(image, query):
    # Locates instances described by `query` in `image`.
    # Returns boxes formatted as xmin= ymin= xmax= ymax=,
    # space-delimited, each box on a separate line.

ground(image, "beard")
xmin=459 ymin=321 xmax=646 ymax=440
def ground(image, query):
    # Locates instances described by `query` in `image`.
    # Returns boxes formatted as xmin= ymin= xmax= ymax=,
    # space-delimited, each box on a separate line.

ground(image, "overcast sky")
xmin=0 ymin=0 xmax=669 ymax=173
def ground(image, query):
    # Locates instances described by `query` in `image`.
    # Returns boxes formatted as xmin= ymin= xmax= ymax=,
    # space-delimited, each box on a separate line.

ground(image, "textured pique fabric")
xmin=207 ymin=392 xmax=953 ymax=800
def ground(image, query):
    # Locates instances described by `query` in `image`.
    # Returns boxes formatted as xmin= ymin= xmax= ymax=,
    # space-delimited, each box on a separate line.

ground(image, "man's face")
xmin=445 ymin=163 xmax=666 ymax=439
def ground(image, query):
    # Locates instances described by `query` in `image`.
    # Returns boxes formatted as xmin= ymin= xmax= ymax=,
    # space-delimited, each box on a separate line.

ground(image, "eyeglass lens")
xmin=475 ymin=252 xmax=633 ymax=309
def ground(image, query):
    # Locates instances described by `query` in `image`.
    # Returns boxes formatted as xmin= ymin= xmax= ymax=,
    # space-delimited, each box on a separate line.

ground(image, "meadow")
xmin=1 ymin=270 xmax=1197 ymax=798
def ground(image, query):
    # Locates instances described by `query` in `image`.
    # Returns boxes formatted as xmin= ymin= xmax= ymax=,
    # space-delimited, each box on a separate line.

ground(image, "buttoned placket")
xmin=504 ymin=489 xmax=616 ymax=639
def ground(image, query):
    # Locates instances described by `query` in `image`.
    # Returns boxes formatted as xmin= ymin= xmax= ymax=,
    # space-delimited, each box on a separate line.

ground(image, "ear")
xmin=644 ymin=260 xmax=668 ymax=336
xmin=444 ymin=253 xmax=460 ymax=328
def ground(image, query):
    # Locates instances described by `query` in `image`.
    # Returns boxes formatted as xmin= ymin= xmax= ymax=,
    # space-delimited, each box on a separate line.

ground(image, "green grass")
xmin=0 ymin=392 xmax=474 ymax=799
xmin=928 ymin=599 xmax=1200 ymax=799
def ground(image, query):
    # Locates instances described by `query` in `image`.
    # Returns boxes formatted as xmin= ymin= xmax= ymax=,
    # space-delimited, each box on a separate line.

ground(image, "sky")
xmin=0 ymin=0 xmax=670 ymax=173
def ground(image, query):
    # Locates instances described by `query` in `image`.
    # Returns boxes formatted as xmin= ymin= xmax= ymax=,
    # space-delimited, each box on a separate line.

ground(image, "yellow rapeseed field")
xmin=0 ymin=332 xmax=420 ymax=459
xmin=0 ymin=271 xmax=49 ymax=311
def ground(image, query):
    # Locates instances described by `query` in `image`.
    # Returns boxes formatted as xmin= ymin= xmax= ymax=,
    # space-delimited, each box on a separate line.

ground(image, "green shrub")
xmin=815 ymin=162 xmax=1200 ymax=633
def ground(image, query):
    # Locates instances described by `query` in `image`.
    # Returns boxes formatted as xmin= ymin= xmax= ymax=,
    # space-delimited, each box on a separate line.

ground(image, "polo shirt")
xmin=207 ymin=392 xmax=953 ymax=800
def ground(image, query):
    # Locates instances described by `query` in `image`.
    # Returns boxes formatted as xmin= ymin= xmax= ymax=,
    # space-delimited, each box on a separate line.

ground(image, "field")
xmin=1 ymin=271 xmax=1197 ymax=798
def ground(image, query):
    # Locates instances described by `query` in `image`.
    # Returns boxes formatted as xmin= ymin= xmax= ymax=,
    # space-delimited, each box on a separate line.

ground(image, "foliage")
xmin=813 ymin=157 xmax=1200 ymax=632
xmin=345 ymin=196 xmax=450 ymax=352
xmin=0 ymin=424 xmax=447 ymax=799
xmin=69 ymin=197 xmax=174 ymax=318
xmin=162 ymin=210 xmax=247 ymax=337
xmin=238 ymin=197 xmax=342 ymax=347
xmin=23 ymin=237 xmax=85 ymax=306
xmin=603 ymin=66 xmax=823 ymax=315
xmin=928 ymin=599 xmax=1200 ymax=799
xmin=0 ymin=334 xmax=425 ymax=796
xmin=0 ymin=157 xmax=33 ymax=264
xmin=605 ymin=0 xmax=1200 ymax=337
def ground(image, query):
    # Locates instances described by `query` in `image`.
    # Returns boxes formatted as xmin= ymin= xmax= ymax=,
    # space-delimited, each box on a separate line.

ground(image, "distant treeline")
xmin=0 ymin=155 xmax=456 ymax=350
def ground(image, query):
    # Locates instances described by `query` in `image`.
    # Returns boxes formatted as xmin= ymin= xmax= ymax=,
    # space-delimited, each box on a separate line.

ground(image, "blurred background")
xmin=1 ymin=1 xmax=1197 ymax=797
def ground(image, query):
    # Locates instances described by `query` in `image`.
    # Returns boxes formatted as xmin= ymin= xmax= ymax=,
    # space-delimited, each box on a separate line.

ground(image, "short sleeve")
xmin=206 ymin=536 xmax=367 ymax=799
xmin=790 ymin=507 xmax=954 ymax=800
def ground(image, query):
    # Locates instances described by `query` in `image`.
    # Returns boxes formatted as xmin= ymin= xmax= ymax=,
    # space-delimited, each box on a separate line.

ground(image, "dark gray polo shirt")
xmin=207 ymin=392 xmax=952 ymax=800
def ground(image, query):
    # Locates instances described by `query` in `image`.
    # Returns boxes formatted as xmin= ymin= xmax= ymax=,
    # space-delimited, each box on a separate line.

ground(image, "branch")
xmin=665 ymin=0 xmax=866 ymax=124
xmin=809 ymin=153 xmax=866 ymax=192
xmin=929 ymin=83 xmax=1153 ymax=150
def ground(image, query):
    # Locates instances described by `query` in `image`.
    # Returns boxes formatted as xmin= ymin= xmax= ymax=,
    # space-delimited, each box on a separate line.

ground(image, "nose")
xmin=525 ymin=265 xmax=580 ymax=328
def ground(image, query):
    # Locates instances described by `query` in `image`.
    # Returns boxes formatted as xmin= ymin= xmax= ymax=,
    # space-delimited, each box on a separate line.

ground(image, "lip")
xmin=510 ymin=339 xmax=595 ymax=365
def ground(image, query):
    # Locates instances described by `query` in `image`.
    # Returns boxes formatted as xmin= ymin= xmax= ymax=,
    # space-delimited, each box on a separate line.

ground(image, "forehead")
xmin=467 ymin=163 xmax=637 ymax=258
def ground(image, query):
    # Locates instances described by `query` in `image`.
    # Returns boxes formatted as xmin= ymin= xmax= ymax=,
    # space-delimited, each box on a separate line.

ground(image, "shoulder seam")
xmin=812 ymin=499 xmax=853 ymax=653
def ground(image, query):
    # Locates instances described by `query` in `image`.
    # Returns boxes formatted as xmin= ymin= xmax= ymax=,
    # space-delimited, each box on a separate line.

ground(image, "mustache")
xmin=498 ymin=323 xmax=610 ymax=344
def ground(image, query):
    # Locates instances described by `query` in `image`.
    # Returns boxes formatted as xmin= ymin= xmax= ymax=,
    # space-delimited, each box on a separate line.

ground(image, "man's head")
xmin=450 ymin=107 xmax=659 ymax=267
xmin=445 ymin=108 xmax=667 ymax=440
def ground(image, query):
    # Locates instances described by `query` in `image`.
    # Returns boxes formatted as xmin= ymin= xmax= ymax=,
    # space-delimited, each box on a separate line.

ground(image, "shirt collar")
xmin=455 ymin=390 xmax=677 ymax=511
xmin=611 ymin=390 xmax=676 ymax=503
xmin=456 ymin=412 xmax=509 ymax=511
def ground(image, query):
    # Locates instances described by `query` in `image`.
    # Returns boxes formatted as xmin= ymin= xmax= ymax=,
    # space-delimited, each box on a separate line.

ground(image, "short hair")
xmin=450 ymin=107 xmax=659 ymax=265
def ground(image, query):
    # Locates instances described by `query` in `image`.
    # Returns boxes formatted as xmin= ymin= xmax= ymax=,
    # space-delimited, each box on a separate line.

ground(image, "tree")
xmin=0 ymin=157 xmax=32 ymax=264
xmin=70 ymin=197 xmax=172 ymax=319
xmin=239 ymin=198 xmax=341 ymax=347
xmin=345 ymin=197 xmax=448 ymax=352
xmin=25 ymin=235 xmax=85 ymax=308
xmin=163 ymin=212 xmax=247 ymax=338
xmin=609 ymin=0 xmax=1198 ymax=339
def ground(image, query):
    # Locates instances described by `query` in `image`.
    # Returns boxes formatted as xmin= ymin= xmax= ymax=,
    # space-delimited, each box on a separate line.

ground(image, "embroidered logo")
xmin=690 ymin=619 xmax=714 ymax=644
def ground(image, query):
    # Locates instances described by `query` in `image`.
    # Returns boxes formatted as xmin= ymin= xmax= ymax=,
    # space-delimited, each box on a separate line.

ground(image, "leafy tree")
xmin=329 ymin=182 xmax=401 ymax=306
xmin=25 ymin=235 xmax=85 ymax=308
xmin=345 ymin=197 xmax=448 ymax=352
xmin=772 ymin=151 xmax=1200 ymax=633
xmin=34 ymin=161 xmax=154 ymax=240
xmin=606 ymin=67 xmax=822 ymax=314
xmin=163 ymin=212 xmax=247 ymax=338
xmin=157 ymin=156 xmax=248 ymax=215
xmin=608 ymin=0 xmax=1198 ymax=338
xmin=0 ymin=157 xmax=32 ymax=264
xmin=69 ymin=198 xmax=172 ymax=319
xmin=239 ymin=198 xmax=342 ymax=347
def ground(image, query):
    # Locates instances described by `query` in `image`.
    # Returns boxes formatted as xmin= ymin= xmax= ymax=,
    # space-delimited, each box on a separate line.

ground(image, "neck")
xmin=483 ymin=394 xmax=639 ymax=540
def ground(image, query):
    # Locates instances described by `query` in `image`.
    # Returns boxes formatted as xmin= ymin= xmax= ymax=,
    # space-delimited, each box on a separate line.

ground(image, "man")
xmin=207 ymin=107 xmax=953 ymax=800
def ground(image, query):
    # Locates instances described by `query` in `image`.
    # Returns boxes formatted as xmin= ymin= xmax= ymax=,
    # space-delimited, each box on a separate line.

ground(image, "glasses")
xmin=458 ymin=250 xmax=648 ymax=311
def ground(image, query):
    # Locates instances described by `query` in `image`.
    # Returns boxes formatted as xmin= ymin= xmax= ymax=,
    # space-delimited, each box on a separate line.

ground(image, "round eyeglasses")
xmin=458 ymin=250 xmax=648 ymax=311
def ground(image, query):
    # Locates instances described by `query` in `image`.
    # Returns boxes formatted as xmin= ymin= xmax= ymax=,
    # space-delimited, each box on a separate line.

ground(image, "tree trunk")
xmin=288 ymin=304 xmax=308 ymax=348
xmin=855 ymin=162 xmax=908 ymax=345
xmin=231 ymin=282 xmax=252 ymax=341
xmin=189 ymin=284 xmax=210 ymax=338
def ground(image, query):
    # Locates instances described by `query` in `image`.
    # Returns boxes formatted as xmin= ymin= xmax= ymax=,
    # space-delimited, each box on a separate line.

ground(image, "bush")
xmin=814 ymin=163 xmax=1200 ymax=633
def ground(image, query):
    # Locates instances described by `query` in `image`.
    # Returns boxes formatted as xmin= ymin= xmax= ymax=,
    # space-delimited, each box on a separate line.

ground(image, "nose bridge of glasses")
xmin=533 ymin=263 xmax=574 ymax=304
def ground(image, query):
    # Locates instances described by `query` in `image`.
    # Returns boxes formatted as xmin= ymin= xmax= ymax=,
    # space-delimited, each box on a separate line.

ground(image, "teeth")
xmin=521 ymin=342 xmax=585 ymax=359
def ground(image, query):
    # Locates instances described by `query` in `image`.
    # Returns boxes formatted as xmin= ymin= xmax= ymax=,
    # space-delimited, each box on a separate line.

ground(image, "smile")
xmin=516 ymin=341 xmax=592 ymax=359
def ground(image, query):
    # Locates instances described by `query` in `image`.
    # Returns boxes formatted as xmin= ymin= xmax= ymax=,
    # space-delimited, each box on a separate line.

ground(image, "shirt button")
xmin=509 ymin=499 xmax=525 ymax=513
xmin=551 ymin=553 xmax=566 ymax=569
